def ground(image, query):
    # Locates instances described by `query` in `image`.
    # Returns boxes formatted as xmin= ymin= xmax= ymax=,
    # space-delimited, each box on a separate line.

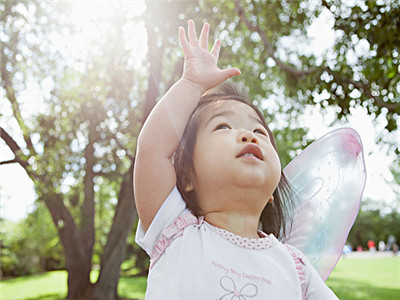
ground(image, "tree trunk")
xmin=80 ymin=125 xmax=96 ymax=275
xmin=91 ymin=163 xmax=137 ymax=300
xmin=44 ymin=194 xmax=92 ymax=298
xmin=141 ymin=13 xmax=163 ymax=125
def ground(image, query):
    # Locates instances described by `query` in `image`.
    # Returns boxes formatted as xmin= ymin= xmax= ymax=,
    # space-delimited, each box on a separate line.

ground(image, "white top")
xmin=136 ymin=186 xmax=338 ymax=299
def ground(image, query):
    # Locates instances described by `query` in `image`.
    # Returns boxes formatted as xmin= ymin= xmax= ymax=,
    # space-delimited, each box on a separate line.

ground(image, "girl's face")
xmin=188 ymin=100 xmax=282 ymax=211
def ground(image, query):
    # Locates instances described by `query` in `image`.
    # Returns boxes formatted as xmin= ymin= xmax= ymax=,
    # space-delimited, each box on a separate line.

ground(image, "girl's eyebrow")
xmin=205 ymin=110 xmax=234 ymax=126
xmin=205 ymin=109 xmax=265 ymax=127
xmin=250 ymin=115 xmax=265 ymax=127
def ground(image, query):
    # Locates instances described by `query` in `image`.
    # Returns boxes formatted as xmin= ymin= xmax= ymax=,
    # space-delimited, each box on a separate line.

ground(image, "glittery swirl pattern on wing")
xmin=282 ymin=128 xmax=366 ymax=281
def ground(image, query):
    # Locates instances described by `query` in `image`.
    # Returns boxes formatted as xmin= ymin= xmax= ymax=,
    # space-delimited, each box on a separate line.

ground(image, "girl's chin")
xmin=233 ymin=174 xmax=279 ymax=191
xmin=233 ymin=177 xmax=269 ymax=189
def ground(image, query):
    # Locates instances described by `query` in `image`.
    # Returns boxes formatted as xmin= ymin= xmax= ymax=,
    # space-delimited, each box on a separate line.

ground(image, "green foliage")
xmin=1 ymin=0 xmax=194 ymax=286
xmin=1 ymin=1 xmax=399 ymax=295
xmin=327 ymin=0 xmax=400 ymax=131
xmin=1 ymin=204 xmax=64 ymax=277
xmin=200 ymin=0 xmax=399 ymax=154
xmin=198 ymin=0 xmax=316 ymax=162
xmin=347 ymin=205 xmax=400 ymax=249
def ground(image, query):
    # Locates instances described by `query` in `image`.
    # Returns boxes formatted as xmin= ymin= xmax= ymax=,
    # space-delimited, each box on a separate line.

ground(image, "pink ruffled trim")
xmin=285 ymin=245 xmax=307 ymax=300
xmin=150 ymin=213 xmax=200 ymax=269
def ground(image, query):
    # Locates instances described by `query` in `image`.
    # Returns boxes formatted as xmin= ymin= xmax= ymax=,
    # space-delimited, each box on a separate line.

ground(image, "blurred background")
xmin=1 ymin=0 xmax=399 ymax=299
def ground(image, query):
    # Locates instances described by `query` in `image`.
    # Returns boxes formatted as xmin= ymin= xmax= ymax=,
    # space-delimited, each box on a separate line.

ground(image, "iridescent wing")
xmin=282 ymin=128 xmax=366 ymax=281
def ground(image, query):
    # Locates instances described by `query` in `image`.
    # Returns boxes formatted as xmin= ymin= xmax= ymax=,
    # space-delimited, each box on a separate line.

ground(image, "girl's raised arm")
xmin=134 ymin=20 xmax=240 ymax=230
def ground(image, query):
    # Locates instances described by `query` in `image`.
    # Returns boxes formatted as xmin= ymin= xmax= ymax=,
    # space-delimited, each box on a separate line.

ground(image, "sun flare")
xmin=63 ymin=1 xmax=147 ymax=66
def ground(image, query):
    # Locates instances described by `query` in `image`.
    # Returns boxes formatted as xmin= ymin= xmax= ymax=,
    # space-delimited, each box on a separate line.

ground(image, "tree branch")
xmin=234 ymin=0 xmax=318 ymax=77
xmin=141 ymin=17 xmax=163 ymax=125
xmin=96 ymin=162 xmax=136 ymax=293
xmin=0 ymin=65 xmax=37 ymax=157
xmin=0 ymin=127 xmax=29 ymax=169
xmin=234 ymin=0 xmax=399 ymax=114
xmin=324 ymin=67 xmax=400 ymax=113
xmin=166 ymin=58 xmax=184 ymax=91
xmin=43 ymin=192 xmax=92 ymax=295
xmin=0 ymin=158 xmax=18 ymax=165
xmin=80 ymin=126 xmax=96 ymax=269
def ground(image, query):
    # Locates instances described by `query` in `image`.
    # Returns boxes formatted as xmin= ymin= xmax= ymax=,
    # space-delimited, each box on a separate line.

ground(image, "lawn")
xmin=326 ymin=256 xmax=400 ymax=300
xmin=0 ymin=272 xmax=147 ymax=300
xmin=1 ymin=256 xmax=399 ymax=299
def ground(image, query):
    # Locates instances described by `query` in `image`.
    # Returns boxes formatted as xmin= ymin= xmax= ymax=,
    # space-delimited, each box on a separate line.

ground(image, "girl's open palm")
xmin=179 ymin=20 xmax=240 ymax=92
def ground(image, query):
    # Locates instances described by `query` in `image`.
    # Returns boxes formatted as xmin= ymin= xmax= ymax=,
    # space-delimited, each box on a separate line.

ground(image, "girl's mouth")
xmin=236 ymin=144 xmax=263 ymax=160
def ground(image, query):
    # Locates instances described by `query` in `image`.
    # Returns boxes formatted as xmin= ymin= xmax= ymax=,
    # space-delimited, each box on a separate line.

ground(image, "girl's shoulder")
xmin=284 ymin=244 xmax=308 ymax=299
xmin=135 ymin=186 xmax=187 ymax=256
xmin=283 ymin=243 xmax=339 ymax=299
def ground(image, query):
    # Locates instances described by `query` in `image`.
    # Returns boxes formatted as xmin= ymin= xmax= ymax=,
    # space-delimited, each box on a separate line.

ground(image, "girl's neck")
xmin=204 ymin=211 xmax=261 ymax=239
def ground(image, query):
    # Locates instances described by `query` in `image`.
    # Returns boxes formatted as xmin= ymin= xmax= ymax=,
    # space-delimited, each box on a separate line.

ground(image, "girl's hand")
xmin=179 ymin=20 xmax=240 ymax=93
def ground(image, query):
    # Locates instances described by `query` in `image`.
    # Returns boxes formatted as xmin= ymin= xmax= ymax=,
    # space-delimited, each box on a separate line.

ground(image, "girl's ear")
xmin=183 ymin=168 xmax=195 ymax=192
xmin=268 ymin=195 xmax=274 ymax=203
xmin=184 ymin=177 xmax=194 ymax=192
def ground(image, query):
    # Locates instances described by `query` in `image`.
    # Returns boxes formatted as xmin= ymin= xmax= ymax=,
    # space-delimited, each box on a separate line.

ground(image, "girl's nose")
xmin=238 ymin=131 xmax=259 ymax=145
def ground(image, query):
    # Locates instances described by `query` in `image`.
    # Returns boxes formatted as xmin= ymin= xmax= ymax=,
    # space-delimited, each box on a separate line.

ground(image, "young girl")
xmin=134 ymin=20 xmax=338 ymax=299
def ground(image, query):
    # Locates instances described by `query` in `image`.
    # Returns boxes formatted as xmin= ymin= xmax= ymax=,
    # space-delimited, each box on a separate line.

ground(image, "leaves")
xmin=200 ymin=0 xmax=399 ymax=154
xmin=1 ymin=0 xmax=399 ymax=292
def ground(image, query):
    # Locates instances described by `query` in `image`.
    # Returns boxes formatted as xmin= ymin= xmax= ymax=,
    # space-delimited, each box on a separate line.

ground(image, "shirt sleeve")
xmin=303 ymin=255 xmax=339 ymax=300
xmin=135 ymin=186 xmax=187 ymax=256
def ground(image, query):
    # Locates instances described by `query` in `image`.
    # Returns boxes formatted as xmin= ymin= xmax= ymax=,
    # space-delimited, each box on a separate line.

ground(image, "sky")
xmin=0 ymin=3 xmax=398 ymax=222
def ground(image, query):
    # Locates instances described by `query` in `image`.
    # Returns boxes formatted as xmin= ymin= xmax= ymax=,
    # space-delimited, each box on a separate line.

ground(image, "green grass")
xmin=1 ymin=257 xmax=399 ymax=300
xmin=326 ymin=257 xmax=400 ymax=300
xmin=0 ymin=271 xmax=67 ymax=300
xmin=0 ymin=271 xmax=147 ymax=300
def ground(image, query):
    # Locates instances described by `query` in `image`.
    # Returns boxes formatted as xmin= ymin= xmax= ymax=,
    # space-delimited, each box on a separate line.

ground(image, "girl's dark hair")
xmin=173 ymin=82 xmax=294 ymax=240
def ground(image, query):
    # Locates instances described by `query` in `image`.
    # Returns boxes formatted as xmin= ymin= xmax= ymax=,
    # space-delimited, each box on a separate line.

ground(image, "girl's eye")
xmin=215 ymin=123 xmax=231 ymax=130
xmin=254 ymin=128 xmax=268 ymax=136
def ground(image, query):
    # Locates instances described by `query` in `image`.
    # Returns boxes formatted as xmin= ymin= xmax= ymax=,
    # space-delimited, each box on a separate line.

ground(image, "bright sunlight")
xmin=63 ymin=1 xmax=147 ymax=68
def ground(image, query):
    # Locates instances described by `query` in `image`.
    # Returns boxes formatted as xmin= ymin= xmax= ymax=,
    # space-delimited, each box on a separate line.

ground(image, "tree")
xmin=347 ymin=203 xmax=400 ymax=249
xmin=322 ymin=0 xmax=399 ymax=133
xmin=1 ymin=202 xmax=64 ymax=277
xmin=1 ymin=0 xmax=398 ymax=298
xmin=199 ymin=0 xmax=399 ymax=157
xmin=1 ymin=0 xmax=195 ymax=299
xmin=1 ymin=1 xmax=138 ymax=297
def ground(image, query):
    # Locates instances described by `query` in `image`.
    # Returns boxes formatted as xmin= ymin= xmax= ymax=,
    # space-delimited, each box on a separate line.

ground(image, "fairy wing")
xmin=281 ymin=128 xmax=366 ymax=281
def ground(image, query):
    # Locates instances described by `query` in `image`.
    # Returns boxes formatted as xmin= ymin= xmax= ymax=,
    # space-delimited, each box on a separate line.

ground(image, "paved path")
xmin=342 ymin=251 xmax=399 ymax=259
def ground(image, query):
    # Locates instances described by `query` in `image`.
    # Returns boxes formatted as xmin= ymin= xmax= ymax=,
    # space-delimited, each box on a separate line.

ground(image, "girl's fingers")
xmin=179 ymin=26 xmax=190 ymax=54
xmin=214 ymin=68 xmax=241 ymax=85
xmin=222 ymin=68 xmax=241 ymax=79
xmin=199 ymin=22 xmax=209 ymax=49
xmin=187 ymin=20 xmax=198 ymax=46
xmin=211 ymin=39 xmax=221 ymax=59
